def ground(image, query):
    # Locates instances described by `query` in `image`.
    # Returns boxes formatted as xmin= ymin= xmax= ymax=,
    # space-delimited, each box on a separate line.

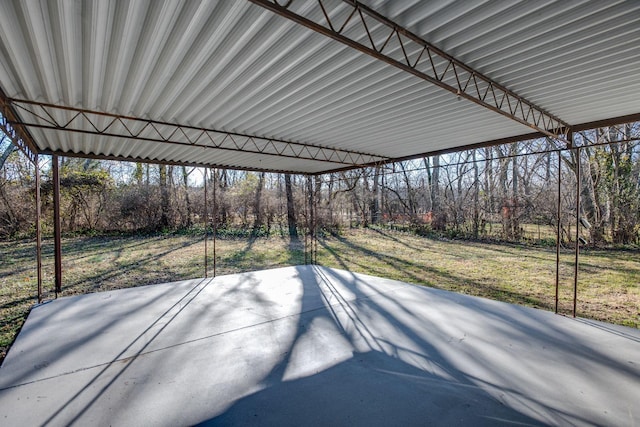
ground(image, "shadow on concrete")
xmin=197 ymin=266 xmax=602 ymax=426
xmin=2 ymin=265 xmax=638 ymax=426
xmin=202 ymin=350 xmax=540 ymax=426
xmin=9 ymin=277 xmax=213 ymax=424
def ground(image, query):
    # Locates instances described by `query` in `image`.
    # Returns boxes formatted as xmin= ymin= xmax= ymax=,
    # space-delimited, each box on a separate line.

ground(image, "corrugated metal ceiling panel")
xmin=373 ymin=0 xmax=640 ymax=124
xmin=1 ymin=0 xmax=639 ymax=174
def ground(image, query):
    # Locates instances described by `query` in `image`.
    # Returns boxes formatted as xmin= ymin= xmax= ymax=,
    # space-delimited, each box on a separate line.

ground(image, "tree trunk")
xmin=218 ymin=169 xmax=228 ymax=225
xmin=580 ymin=146 xmax=605 ymax=244
xmin=307 ymin=175 xmax=315 ymax=235
xmin=423 ymin=157 xmax=432 ymax=212
xmin=252 ymin=172 xmax=265 ymax=235
xmin=327 ymin=173 xmax=335 ymax=226
xmin=484 ymin=147 xmax=494 ymax=218
xmin=497 ymin=145 xmax=511 ymax=239
xmin=182 ymin=166 xmax=192 ymax=227
xmin=431 ymin=155 xmax=445 ymax=230
xmin=511 ymin=145 xmax=520 ymax=239
xmin=472 ymin=149 xmax=480 ymax=238
xmin=400 ymin=163 xmax=416 ymax=220
xmin=159 ymin=164 xmax=170 ymax=228
xmin=314 ymin=175 xmax=322 ymax=230
xmin=134 ymin=162 xmax=143 ymax=185
xmin=371 ymin=166 xmax=381 ymax=224
xmin=284 ymin=173 xmax=297 ymax=238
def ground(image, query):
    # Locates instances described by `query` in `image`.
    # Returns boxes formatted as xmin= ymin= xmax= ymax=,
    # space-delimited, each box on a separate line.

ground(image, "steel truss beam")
xmin=0 ymin=90 xmax=38 ymax=164
xmin=250 ymin=0 xmax=571 ymax=140
xmin=37 ymin=149 xmax=298 ymax=175
xmin=7 ymin=98 xmax=387 ymax=167
xmin=319 ymin=114 xmax=640 ymax=175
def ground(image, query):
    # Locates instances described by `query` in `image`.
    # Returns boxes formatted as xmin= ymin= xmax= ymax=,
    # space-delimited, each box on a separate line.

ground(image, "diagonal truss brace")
xmin=7 ymin=99 xmax=387 ymax=166
xmin=250 ymin=0 xmax=571 ymax=142
xmin=0 ymin=90 xmax=38 ymax=164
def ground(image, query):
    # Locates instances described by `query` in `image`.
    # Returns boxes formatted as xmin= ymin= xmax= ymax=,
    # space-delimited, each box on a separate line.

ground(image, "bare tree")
xmin=284 ymin=173 xmax=297 ymax=238
xmin=431 ymin=155 xmax=445 ymax=230
xmin=472 ymin=149 xmax=480 ymax=238
xmin=159 ymin=164 xmax=170 ymax=229
xmin=252 ymin=172 xmax=266 ymax=235
xmin=181 ymin=166 xmax=193 ymax=227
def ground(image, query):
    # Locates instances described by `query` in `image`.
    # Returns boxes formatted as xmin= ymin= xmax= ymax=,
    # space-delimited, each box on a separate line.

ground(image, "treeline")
xmin=1 ymin=123 xmax=639 ymax=246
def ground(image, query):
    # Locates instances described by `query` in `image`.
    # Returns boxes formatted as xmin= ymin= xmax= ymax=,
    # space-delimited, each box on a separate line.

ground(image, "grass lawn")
xmin=320 ymin=228 xmax=640 ymax=328
xmin=1 ymin=228 xmax=638 ymax=363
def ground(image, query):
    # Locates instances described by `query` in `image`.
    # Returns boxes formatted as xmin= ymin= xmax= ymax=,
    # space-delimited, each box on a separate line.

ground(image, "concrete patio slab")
xmin=0 ymin=266 xmax=638 ymax=426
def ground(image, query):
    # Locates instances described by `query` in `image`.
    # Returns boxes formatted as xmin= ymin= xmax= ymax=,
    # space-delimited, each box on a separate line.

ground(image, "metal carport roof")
xmin=1 ymin=0 xmax=639 ymax=174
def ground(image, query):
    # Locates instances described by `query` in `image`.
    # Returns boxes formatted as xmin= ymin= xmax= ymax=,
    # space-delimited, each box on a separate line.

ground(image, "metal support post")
xmin=573 ymin=146 xmax=581 ymax=318
xmin=313 ymin=177 xmax=318 ymax=265
xmin=308 ymin=176 xmax=315 ymax=265
xmin=213 ymin=168 xmax=217 ymax=277
xmin=304 ymin=177 xmax=308 ymax=265
xmin=382 ymin=166 xmax=386 ymax=223
xmin=35 ymin=155 xmax=42 ymax=303
xmin=362 ymin=172 xmax=365 ymax=228
xmin=555 ymin=150 xmax=561 ymax=314
xmin=52 ymin=154 xmax=62 ymax=296
xmin=204 ymin=168 xmax=208 ymax=278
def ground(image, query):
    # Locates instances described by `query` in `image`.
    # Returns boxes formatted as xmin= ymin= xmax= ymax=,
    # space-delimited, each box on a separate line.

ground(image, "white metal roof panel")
xmin=1 ymin=0 xmax=639 ymax=174
xmin=377 ymin=0 xmax=640 ymax=125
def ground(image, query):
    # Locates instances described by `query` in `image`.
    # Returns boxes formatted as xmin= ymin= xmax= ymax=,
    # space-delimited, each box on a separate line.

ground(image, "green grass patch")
xmin=1 ymin=228 xmax=638 ymax=364
xmin=318 ymin=228 xmax=639 ymax=328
